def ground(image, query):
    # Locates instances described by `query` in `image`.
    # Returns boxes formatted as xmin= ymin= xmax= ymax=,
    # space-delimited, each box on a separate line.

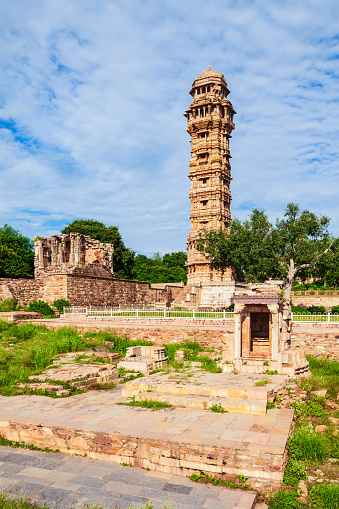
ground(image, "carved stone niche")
xmin=233 ymin=294 xmax=309 ymax=376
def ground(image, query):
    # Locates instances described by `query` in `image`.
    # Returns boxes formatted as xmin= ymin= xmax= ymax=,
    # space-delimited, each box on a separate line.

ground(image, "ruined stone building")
xmin=34 ymin=234 xmax=114 ymax=275
xmin=0 ymin=233 xmax=180 ymax=308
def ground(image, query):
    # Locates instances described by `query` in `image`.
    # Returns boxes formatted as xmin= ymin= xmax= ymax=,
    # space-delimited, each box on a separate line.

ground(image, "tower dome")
xmin=190 ymin=66 xmax=229 ymax=97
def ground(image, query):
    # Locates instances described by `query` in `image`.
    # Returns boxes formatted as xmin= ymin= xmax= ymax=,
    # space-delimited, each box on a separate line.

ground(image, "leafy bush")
xmin=52 ymin=299 xmax=70 ymax=313
xmin=331 ymin=305 xmax=339 ymax=314
xmin=287 ymin=424 xmax=329 ymax=462
xmin=307 ymin=305 xmax=326 ymax=314
xmin=267 ymin=488 xmax=301 ymax=509
xmin=210 ymin=403 xmax=227 ymax=413
xmin=292 ymin=399 xmax=325 ymax=419
xmin=309 ymin=483 xmax=339 ymax=509
xmin=0 ymin=298 xmax=20 ymax=312
xmin=291 ymin=305 xmax=310 ymax=315
xmin=282 ymin=459 xmax=306 ymax=487
xmin=26 ymin=300 xmax=55 ymax=317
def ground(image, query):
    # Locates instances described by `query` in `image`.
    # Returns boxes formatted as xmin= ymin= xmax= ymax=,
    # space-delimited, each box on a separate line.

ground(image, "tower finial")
xmin=208 ymin=65 xmax=211 ymax=70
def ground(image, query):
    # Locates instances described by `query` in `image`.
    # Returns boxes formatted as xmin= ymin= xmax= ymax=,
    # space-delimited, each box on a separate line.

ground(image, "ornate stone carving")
xmin=184 ymin=67 xmax=236 ymax=285
xmin=34 ymin=233 xmax=114 ymax=275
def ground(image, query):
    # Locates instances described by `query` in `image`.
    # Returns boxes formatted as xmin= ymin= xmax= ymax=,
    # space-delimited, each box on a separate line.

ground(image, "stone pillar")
xmin=234 ymin=303 xmax=245 ymax=359
xmin=50 ymin=236 xmax=59 ymax=267
xmin=268 ymin=304 xmax=279 ymax=361
xmin=241 ymin=312 xmax=251 ymax=358
xmin=34 ymin=238 xmax=45 ymax=272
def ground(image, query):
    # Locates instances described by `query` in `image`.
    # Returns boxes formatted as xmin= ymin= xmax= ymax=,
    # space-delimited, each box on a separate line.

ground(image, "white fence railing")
xmin=63 ymin=307 xmax=339 ymax=323
xmin=63 ymin=307 xmax=234 ymax=320
xmin=291 ymin=313 xmax=339 ymax=323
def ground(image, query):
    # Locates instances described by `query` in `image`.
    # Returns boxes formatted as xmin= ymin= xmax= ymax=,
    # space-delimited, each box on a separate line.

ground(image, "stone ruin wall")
xmin=34 ymin=233 xmax=115 ymax=275
xmin=0 ymin=273 xmax=168 ymax=308
xmin=0 ymin=233 xmax=172 ymax=308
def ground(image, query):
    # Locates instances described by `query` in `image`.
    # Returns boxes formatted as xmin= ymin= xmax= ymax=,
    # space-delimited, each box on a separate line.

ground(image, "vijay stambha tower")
xmin=184 ymin=67 xmax=236 ymax=286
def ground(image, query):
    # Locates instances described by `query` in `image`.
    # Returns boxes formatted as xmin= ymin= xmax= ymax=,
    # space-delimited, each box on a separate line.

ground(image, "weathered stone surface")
xmin=0 ymin=391 xmax=293 ymax=489
xmin=118 ymin=345 xmax=168 ymax=374
xmin=0 ymin=311 xmax=42 ymax=322
xmin=121 ymin=370 xmax=289 ymax=415
xmin=34 ymin=233 xmax=115 ymax=275
xmin=0 ymin=232 xmax=174 ymax=307
xmin=184 ymin=67 xmax=235 ymax=288
xmin=28 ymin=363 xmax=119 ymax=387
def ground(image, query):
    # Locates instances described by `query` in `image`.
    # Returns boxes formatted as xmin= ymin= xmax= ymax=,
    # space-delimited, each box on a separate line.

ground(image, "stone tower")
xmin=184 ymin=67 xmax=236 ymax=286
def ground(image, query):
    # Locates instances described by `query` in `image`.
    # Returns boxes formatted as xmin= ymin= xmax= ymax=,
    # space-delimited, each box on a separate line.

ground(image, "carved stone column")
xmin=268 ymin=304 xmax=279 ymax=361
xmin=234 ymin=303 xmax=245 ymax=359
xmin=50 ymin=236 xmax=59 ymax=267
xmin=34 ymin=238 xmax=45 ymax=272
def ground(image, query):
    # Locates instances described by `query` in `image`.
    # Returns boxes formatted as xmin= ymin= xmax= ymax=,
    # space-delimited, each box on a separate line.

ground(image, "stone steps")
xmin=122 ymin=379 xmax=273 ymax=401
xmin=134 ymin=391 xmax=268 ymax=415
xmin=121 ymin=377 xmax=280 ymax=415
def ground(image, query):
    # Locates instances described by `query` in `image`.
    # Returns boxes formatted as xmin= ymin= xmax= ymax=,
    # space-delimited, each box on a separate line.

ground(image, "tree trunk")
xmin=281 ymin=258 xmax=295 ymax=348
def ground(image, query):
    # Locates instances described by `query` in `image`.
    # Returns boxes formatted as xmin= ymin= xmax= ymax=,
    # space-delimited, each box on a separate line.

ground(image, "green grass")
xmin=255 ymin=378 xmax=271 ymax=386
xmin=267 ymin=355 xmax=339 ymax=508
xmin=0 ymin=322 xmax=223 ymax=397
xmin=189 ymin=471 xmax=251 ymax=490
xmin=116 ymin=396 xmax=172 ymax=410
xmin=209 ymin=403 xmax=227 ymax=413
xmin=0 ymin=298 xmax=21 ymax=312
xmin=0 ymin=322 xmax=155 ymax=397
xmin=288 ymin=424 xmax=330 ymax=462
xmin=164 ymin=340 xmax=221 ymax=373
xmin=309 ymin=483 xmax=339 ymax=508
xmin=0 ymin=493 xmax=159 ymax=509
xmin=306 ymin=357 xmax=339 ymax=399
xmin=267 ymin=489 xmax=301 ymax=509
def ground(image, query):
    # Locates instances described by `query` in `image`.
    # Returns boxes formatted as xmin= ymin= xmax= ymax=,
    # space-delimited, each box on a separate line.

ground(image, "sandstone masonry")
xmin=0 ymin=233 xmax=174 ymax=307
xmin=184 ymin=67 xmax=235 ymax=290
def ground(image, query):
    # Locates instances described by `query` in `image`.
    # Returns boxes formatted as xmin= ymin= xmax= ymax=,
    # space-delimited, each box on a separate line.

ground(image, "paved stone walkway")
xmin=0 ymin=389 xmax=292 ymax=494
xmin=0 ymin=446 xmax=257 ymax=509
xmin=0 ymin=390 xmax=292 ymax=460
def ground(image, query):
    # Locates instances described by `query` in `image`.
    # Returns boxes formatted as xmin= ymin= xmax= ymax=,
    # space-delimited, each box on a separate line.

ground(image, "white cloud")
xmin=0 ymin=0 xmax=338 ymax=254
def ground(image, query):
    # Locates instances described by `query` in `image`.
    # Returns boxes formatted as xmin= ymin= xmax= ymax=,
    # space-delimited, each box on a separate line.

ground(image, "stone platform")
xmin=122 ymin=371 xmax=289 ymax=416
xmin=0 ymin=386 xmax=293 ymax=490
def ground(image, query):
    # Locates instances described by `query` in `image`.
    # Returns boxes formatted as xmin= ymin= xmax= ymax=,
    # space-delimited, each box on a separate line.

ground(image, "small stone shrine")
xmin=233 ymin=284 xmax=309 ymax=376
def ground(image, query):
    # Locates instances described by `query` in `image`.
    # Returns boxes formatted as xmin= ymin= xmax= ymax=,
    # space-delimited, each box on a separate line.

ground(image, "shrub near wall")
xmin=26 ymin=300 xmax=54 ymax=317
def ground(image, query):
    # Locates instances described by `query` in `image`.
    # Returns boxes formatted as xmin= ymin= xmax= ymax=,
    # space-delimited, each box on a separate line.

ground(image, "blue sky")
xmin=0 ymin=0 xmax=338 ymax=256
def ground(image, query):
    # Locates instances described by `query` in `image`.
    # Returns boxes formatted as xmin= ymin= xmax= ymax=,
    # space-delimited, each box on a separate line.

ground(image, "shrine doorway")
xmin=250 ymin=312 xmax=270 ymax=357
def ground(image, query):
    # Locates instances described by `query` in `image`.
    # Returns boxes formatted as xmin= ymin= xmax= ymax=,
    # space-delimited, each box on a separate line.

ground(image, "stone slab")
xmin=0 ymin=389 xmax=293 ymax=489
xmin=0 ymin=447 xmax=258 ymax=508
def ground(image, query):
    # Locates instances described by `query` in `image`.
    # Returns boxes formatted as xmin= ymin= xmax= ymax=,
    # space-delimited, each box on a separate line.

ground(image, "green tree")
xmin=0 ymin=225 xmax=34 ymax=278
xmin=61 ymin=219 xmax=135 ymax=279
xmin=198 ymin=204 xmax=333 ymax=335
xmin=163 ymin=251 xmax=187 ymax=268
xmin=133 ymin=252 xmax=187 ymax=284
xmin=316 ymin=238 xmax=339 ymax=288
